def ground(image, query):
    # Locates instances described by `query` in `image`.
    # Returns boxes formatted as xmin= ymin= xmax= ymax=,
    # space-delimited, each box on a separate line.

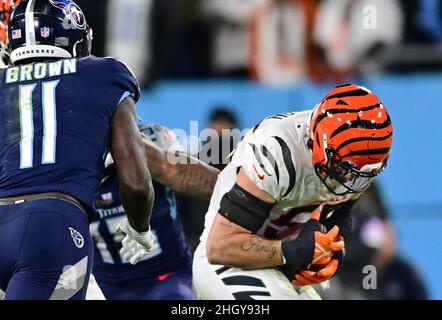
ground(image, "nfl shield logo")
xmin=40 ymin=27 xmax=50 ymax=38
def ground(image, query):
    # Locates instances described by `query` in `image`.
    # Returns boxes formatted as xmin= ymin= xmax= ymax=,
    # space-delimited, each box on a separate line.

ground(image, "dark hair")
xmin=208 ymin=107 xmax=238 ymax=127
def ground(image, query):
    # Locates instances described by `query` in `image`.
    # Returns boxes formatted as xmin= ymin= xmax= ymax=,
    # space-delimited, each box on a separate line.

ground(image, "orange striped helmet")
xmin=308 ymin=84 xmax=393 ymax=195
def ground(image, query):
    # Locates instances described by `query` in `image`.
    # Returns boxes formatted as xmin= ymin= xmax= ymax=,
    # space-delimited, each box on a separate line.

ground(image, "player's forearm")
xmin=207 ymin=232 xmax=284 ymax=269
xmin=207 ymin=215 xmax=284 ymax=268
xmin=164 ymin=151 xmax=219 ymax=201
xmin=142 ymin=137 xmax=218 ymax=200
xmin=111 ymin=98 xmax=154 ymax=232
xmin=120 ymin=175 xmax=154 ymax=232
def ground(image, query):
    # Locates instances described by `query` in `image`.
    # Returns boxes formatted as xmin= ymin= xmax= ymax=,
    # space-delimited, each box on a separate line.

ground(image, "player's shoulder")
xmin=253 ymin=110 xmax=311 ymax=138
xmin=78 ymin=56 xmax=140 ymax=103
xmin=239 ymin=110 xmax=312 ymax=200
xmin=77 ymin=56 xmax=134 ymax=75
xmin=247 ymin=110 xmax=311 ymax=151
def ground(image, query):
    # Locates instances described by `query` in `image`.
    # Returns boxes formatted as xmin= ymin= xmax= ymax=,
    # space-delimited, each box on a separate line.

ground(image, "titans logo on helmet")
xmin=69 ymin=227 xmax=84 ymax=248
xmin=49 ymin=0 xmax=86 ymax=29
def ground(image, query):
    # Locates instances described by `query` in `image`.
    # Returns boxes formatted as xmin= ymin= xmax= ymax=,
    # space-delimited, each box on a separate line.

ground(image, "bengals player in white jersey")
xmin=193 ymin=84 xmax=393 ymax=300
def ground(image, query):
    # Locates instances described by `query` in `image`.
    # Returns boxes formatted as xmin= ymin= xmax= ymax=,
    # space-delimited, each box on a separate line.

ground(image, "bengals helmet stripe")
xmin=330 ymin=114 xmax=392 ymax=139
xmin=308 ymin=84 xmax=393 ymax=195
xmin=342 ymin=148 xmax=391 ymax=158
xmin=325 ymin=88 xmax=370 ymax=100
xmin=312 ymin=102 xmax=382 ymax=133
xmin=335 ymin=131 xmax=393 ymax=154
xmin=335 ymin=83 xmax=352 ymax=88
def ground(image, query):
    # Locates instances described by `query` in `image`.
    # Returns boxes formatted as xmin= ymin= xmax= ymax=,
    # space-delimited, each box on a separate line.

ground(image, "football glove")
xmin=310 ymin=210 xmax=344 ymax=266
xmin=293 ymin=242 xmax=344 ymax=286
xmin=280 ymin=208 xmax=345 ymax=280
xmin=116 ymin=218 xmax=155 ymax=265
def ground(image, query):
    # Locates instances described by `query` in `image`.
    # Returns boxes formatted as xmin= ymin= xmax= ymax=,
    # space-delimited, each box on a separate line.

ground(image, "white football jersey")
xmin=200 ymin=110 xmax=360 ymax=244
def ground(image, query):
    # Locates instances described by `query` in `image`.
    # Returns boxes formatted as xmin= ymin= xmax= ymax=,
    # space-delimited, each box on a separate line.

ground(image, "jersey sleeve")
xmin=239 ymin=128 xmax=291 ymax=201
xmin=112 ymin=58 xmax=141 ymax=103
xmin=100 ymin=57 xmax=141 ymax=116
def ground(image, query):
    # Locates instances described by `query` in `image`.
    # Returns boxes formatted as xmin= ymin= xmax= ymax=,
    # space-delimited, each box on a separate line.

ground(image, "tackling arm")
xmin=141 ymin=133 xmax=219 ymax=201
xmin=110 ymin=97 xmax=154 ymax=232
xmin=206 ymin=168 xmax=285 ymax=268
xmin=206 ymin=167 xmax=343 ymax=277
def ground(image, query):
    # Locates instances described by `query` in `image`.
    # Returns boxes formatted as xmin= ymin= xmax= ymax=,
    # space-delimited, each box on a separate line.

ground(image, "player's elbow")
xmin=153 ymin=158 xmax=174 ymax=186
xmin=206 ymin=230 xmax=235 ymax=265
xmin=206 ymin=238 xmax=225 ymax=265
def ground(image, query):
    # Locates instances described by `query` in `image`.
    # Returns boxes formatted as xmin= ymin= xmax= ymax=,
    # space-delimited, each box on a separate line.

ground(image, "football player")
xmin=193 ymin=84 xmax=393 ymax=299
xmin=0 ymin=0 xmax=155 ymax=299
xmin=87 ymin=124 xmax=219 ymax=300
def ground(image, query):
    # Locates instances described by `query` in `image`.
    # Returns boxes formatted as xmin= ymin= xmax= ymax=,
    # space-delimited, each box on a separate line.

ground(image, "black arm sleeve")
xmin=322 ymin=200 xmax=357 ymax=240
xmin=322 ymin=200 xmax=358 ymax=275
xmin=218 ymin=183 xmax=273 ymax=233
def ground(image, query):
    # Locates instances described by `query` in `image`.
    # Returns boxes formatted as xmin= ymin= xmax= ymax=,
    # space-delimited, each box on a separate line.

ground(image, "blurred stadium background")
xmin=77 ymin=0 xmax=442 ymax=299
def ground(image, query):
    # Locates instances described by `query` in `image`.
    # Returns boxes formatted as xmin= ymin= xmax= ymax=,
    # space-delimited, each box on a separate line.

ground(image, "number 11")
xmin=19 ymin=80 xmax=59 ymax=169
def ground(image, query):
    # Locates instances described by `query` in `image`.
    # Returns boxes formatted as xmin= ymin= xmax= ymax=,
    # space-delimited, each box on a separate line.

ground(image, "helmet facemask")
xmin=314 ymin=147 xmax=387 ymax=195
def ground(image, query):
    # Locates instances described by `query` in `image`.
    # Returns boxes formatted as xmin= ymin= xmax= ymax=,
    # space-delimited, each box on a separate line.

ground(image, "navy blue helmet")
xmin=7 ymin=0 xmax=92 ymax=64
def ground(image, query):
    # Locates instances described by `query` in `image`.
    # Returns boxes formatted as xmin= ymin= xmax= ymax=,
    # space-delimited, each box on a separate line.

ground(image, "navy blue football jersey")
xmin=90 ymin=125 xmax=192 ymax=283
xmin=90 ymin=170 xmax=192 ymax=282
xmin=0 ymin=56 xmax=140 ymax=214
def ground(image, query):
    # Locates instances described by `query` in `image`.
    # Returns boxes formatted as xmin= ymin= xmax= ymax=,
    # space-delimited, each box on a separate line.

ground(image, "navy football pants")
xmin=0 ymin=198 xmax=92 ymax=300
xmin=96 ymin=270 xmax=195 ymax=300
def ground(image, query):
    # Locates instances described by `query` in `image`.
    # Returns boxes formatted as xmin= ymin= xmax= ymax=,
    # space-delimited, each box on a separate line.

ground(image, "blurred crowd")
xmin=77 ymin=0 xmax=442 ymax=87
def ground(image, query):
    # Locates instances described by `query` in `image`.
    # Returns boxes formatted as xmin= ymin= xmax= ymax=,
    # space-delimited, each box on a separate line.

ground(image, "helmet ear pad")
xmin=73 ymin=25 xmax=93 ymax=58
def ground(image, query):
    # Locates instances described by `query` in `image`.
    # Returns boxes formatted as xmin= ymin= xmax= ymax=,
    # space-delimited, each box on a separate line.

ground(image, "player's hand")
xmin=310 ymin=210 xmax=345 ymax=266
xmin=280 ymin=207 xmax=344 ymax=281
xmin=116 ymin=218 xmax=155 ymax=265
xmin=293 ymin=232 xmax=345 ymax=286
xmin=293 ymin=257 xmax=340 ymax=286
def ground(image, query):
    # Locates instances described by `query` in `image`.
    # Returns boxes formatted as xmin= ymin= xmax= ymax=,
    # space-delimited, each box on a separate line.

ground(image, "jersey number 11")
xmin=19 ymin=80 xmax=59 ymax=169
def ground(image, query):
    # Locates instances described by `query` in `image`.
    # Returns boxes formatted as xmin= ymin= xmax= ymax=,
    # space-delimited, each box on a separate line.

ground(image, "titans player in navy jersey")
xmin=87 ymin=124 xmax=219 ymax=300
xmin=0 ymin=0 xmax=156 ymax=300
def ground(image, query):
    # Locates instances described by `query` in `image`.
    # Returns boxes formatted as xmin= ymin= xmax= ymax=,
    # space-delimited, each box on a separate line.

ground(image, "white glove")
xmin=115 ymin=218 xmax=154 ymax=265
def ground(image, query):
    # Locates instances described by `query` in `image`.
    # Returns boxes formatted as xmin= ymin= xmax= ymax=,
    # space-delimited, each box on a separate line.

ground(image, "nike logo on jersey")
xmin=158 ymin=272 xmax=175 ymax=282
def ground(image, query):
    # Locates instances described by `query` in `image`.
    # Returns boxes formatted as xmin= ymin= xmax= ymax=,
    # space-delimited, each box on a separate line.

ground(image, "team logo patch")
xmin=69 ymin=227 xmax=84 ymax=248
xmin=68 ymin=3 xmax=85 ymax=29
xmin=101 ymin=192 xmax=113 ymax=204
xmin=11 ymin=29 xmax=21 ymax=39
xmin=49 ymin=0 xmax=86 ymax=29
xmin=49 ymin=0 xmax=72 ymax=11
xmin=95 ymin=192 xmax=113 ymax=207
xmin=41 ymin=27 xmax=50 ymax=38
